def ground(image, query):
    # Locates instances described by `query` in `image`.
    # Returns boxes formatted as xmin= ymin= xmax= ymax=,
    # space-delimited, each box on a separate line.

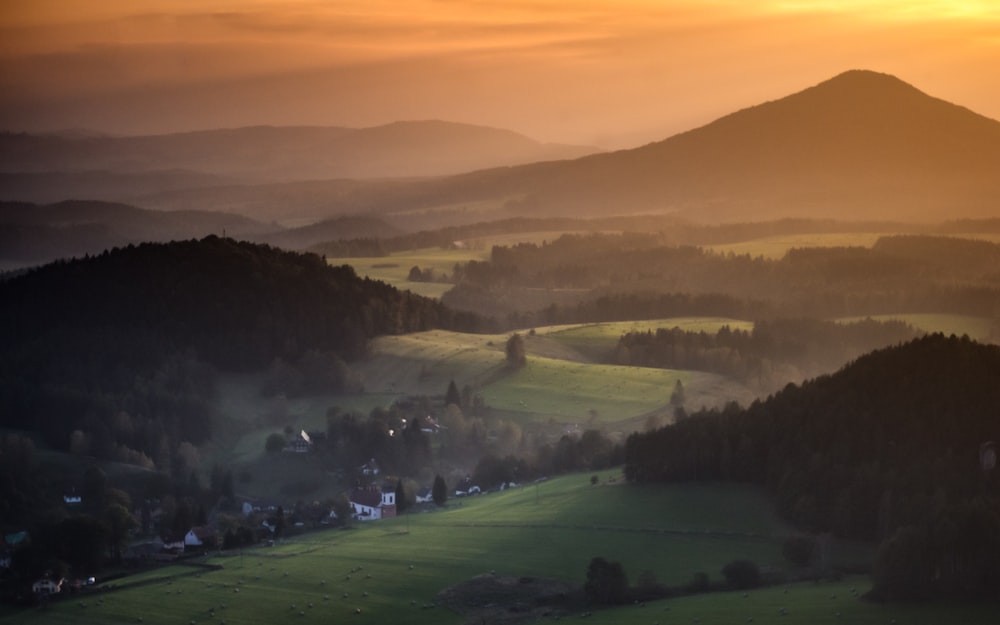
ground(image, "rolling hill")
xmin=127 ymin=70 xmax=1000 ymax=225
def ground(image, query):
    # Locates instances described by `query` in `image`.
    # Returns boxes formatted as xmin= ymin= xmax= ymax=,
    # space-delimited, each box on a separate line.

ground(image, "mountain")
xmin=520 ymin=69 xmax=1000 ymax=221
xmin=0 ymin=121 xmax=599 ymax=202
xmin=129 ymin=70 xmax=1000 ymax=225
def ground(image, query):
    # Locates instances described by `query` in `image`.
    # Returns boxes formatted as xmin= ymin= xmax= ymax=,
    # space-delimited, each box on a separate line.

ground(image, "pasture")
xmin=703 ymin=231 xmax=1000 ymax=260
xmin=4 ymin=475 xmax=797 ymax=625
xmin=540 ymin=317 xmax=755 ymax=361
xmin=579 ymin=578 xmax=1000 ymax=625
xmin=703 ymin=232 xmax=887 ymax=259
xmin=16 ymin=473 xmax=993 ymax=625
xmin=327 ymin=247 xmax=487 ymax=298
xmin=354 ymin=327 xmax=755 ymax=423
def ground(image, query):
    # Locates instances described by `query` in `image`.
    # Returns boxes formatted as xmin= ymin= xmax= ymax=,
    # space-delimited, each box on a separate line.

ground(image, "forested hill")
xmin=0 ymin=236 xmax=477 ymax=369
xmin=0 ymin=237 xmax=480 ymax=462
xmin=625 ymin=333 xmax=1000 ymax=599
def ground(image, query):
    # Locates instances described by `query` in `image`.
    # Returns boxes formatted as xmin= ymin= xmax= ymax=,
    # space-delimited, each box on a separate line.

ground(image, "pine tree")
xmin=432 ymin=474 xmax=448 ymax=507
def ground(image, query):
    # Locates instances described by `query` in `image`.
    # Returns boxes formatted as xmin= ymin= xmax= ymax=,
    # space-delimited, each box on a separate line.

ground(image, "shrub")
xmin=265 ymin=433 xmax=287 ymax=453
xmin=686 ymin=571 xmax=710 ymax=593
xmin=721 ymin=559 xmax=760 ymax=590
xmin=782 ymin=534 xmax=817 ymax=568
xmin=584 ymin=557 xmax=628 ymax=605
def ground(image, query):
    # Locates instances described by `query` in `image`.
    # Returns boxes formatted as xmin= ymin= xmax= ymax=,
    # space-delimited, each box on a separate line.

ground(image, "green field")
xmin=353 ymin=327 xmax=756 ymax=423
xmin=703 ymin=231 xmax=1000 ymax=259
xmin=703 ymin=232 xmax=887 ymax=259
xmin=11 ymin=474 xmax=995 ymax=625
xmin=327 ymin=247 xmax=487 ymax=298
xmin=541 ymin=317 xmax=755 ymax=361
xmin=578 ymin=578 xmax=1000 ymax=625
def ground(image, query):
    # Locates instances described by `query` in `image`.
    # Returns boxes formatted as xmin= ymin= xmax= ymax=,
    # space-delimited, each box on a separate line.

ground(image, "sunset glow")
xmin=1 ymin=0 xmax=998 ymax=146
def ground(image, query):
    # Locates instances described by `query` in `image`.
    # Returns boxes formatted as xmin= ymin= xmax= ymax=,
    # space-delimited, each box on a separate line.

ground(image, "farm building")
xmin=32 ymin=577 xmax=64 ymax=596
xmin=349 ymin=484 xmax=396 ymax=521
xmin=415 ymin=486 xmax=433 ymax=503
xmin=184 ymin=525 xmax=218 ymax=549
xmin=287 ymin=430 xmax=312 ymax=453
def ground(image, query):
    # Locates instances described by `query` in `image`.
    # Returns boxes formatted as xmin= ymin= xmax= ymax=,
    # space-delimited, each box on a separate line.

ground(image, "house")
xmin=32 ymin=577 xmax=64 ymax=596
xmin=288 ymin=430 xmax=312 ymax=453
xmin=349 ymin=483 xmax=396 ymax=521
xmin=415 ymin=486 xmax=433 ymax=504
xmin=184 ymin=526 xmax=218 ymax=549
xmin=161 ymin=534 xmax=185 ymax=553
xmin=242 ymin=501 xmax=254 ymax=517
xmin=455 ymin=477 xmax=480 ymax=497
xmin=63 ymin=490 xmax=82 ymax=505
xmin=418 ymin=416 xmax=442 ymax=434
xmin=359 ymin=458 xmax=380 ymax=476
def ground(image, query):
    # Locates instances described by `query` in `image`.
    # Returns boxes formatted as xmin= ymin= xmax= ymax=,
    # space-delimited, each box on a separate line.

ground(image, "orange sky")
xmin=1 ymin=0 xmax=998 ymax=147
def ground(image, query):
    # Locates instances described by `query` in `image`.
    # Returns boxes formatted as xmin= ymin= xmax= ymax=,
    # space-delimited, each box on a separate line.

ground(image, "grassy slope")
xmin=354 ymin=324 xmax=757 ymax=424
xmin=15 ymin=474 xmax=995 ymax=625
xmin=5 ymin=475 xmax=790 ymax=625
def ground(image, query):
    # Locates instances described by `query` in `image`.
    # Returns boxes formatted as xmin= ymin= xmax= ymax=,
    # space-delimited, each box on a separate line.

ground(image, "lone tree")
xmin=432 ymin=474 xmax=448 ymax=507
xmin=669 ymin=379 xmax=685 ymax=409
xmin=445 ymin=379 xmax=461 ymax=407
xmin=505 ymin=333 xmax=527 ymax=369
xmin=584 ymin=557 xmax=628 ymax=605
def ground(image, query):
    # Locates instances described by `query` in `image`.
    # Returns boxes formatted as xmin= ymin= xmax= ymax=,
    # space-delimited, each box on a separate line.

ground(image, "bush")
xmin=782 ymin=534 xmax=817 ymax=568
xmin=584 ymin=557 xmax=628 ymax=605
xmin=265 ymin=433 xmax=287 ymax=453
xmin=721 ymin=559 xmax=760 ymax=590
xmin=686 ymin=571 xmax=710 ymax=593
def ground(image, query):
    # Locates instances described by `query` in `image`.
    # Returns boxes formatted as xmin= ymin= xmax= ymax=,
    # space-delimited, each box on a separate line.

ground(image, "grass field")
xmin=541 ymin=317 xmax=755 ymax=361
xmin=12 ymin=473 xmax=995 ymax=625
xmin=704 ymin=232 xmax=887 ymax=259
xmin=579 ymin=578 xmax=1000 ymax=625
xmin=327 ymin=247 xmax=487 ymax=298
xmin=703 ymin=231 xmax=1000 ymax=260
xmin=354 ymin=327 xmax=756 ymax=424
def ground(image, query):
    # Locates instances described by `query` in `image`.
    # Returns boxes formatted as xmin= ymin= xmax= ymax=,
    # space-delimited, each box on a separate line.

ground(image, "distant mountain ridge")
xmin=2 ymin=70 xmax=997 ymax=226
xmin=116 ymin=70 xmax=1000 ymax=225
xmin=0 ymin=120 xmax=599 ymax=202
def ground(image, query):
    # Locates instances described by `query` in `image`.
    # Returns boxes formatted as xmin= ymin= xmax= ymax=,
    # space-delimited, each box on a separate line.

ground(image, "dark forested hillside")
xmin=624 ymin=334 xmax=1000 ymax=599
xmin=0 ymin=237 xmax=480 ymax=465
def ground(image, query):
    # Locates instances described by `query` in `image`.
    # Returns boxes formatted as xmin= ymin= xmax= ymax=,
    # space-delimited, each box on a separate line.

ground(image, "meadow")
xmin=326 ymin=247 xmax=487 ymax=298
xmin=703 ymin=231 xmax=1000 ymax=259
xmin=11 ymin=472 xmax=996 ymax=625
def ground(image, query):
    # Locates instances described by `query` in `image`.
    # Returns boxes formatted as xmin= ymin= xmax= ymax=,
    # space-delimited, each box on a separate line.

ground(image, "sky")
xmin=1 ymin=0 xmax=998 ymax=148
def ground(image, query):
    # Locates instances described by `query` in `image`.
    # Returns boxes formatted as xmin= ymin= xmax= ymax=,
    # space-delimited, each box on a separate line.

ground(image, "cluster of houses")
xmin=10 ymin=452 xmax=495 ymax=600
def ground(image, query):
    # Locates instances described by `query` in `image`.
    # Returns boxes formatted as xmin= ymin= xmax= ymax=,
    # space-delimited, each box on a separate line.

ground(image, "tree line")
xmin=614 ymin=317 xmax=919 ymax=389
xmin=439 ymin=233 xmax=1000 ymax=326
xmin=623 ymin=334 xmax=1000 ymax=600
